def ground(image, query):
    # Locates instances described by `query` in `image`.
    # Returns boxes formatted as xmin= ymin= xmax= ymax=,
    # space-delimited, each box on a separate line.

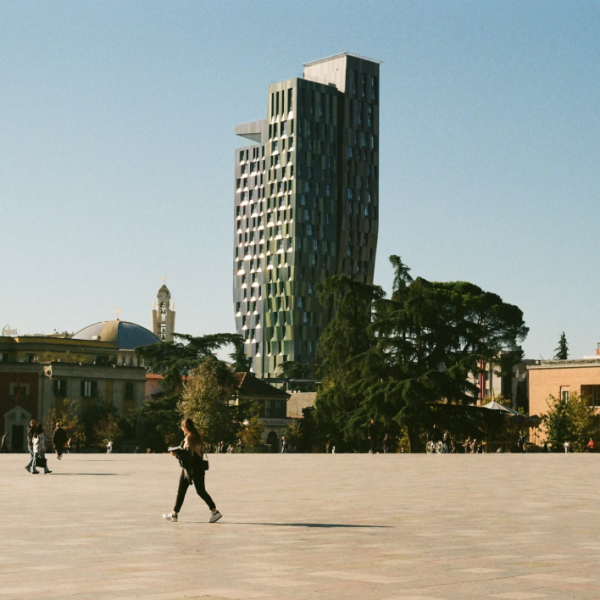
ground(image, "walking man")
xmin=281 ymin=436 xmax=288 ymax=454
xmin=53 ymin=422 xmax=68 ymax=460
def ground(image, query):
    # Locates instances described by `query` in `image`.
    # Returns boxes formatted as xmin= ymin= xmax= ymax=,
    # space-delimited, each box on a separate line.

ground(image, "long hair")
xmin=182 ymin=418 xmax=202 ymax=447
xmin=35 ymin=424 xmax=44 ymax=437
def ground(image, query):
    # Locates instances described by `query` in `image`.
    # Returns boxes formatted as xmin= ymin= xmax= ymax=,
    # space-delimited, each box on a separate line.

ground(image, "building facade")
xmin=0 ymin=320 xmax=159 ymax=451
xmin=233 ymin=52 xmax=381 ymax=378
xmin=529 ymin=359 xmax=600 ymax=427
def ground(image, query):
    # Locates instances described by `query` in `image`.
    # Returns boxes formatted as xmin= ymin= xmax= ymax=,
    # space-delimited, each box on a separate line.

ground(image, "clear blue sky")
xmin=1 ymin=1 xmax=599 ymax=360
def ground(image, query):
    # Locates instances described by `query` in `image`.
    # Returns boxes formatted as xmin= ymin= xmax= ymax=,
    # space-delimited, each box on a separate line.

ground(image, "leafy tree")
xmin=94 ymin=413 xmax=123 ymax=449
xmin=278 ymin=360 xmax=315 ymax=391
xmin=313 ymin=256 xmax=528 ymax=452
xmin=237 ymin=411 xmax=265 ymax=450
xmin=313 ymin=275 xmax=385 ymax=450
xmin=178 ymin=357 xmax=251 ymax=446
xmin=229 ymin=337 xmax=252 ymax=373
xmin=554 ymin=332 xmax=569 ymax=360
xmin=544 ymin=392 xmax=598 ymax=451
xmin=136 ymin=333 xmax=244 ymax=396
xmin=44 ymin=398 xmax=86 ymax=445
xmin=132 ymin=333 xmax=245 ymax=449
xmin=80 ymin=397 xmax=121 ymax=449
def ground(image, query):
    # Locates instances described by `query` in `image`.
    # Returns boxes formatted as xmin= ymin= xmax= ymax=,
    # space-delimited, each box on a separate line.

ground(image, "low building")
xmin=0 ymin=319 xmax=160 ymax=451
xmin=528 ymin=358 xmax=600 ymax=442
xmin=233 ymin=372 xmax=293 ymax=450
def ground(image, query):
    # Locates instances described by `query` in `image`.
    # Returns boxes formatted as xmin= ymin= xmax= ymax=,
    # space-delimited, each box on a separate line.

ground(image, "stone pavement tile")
xmin=307 ymin=570 xmax=405 ymax=584
xmin=490 ymin=593 xmax=548 ymax=599
xmin=241 ymin=577 xmax=313 ymax=587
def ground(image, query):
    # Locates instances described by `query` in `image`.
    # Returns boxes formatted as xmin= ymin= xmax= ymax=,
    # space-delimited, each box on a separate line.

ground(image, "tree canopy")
xmin=313 ymin=256 xmax=529 ymax=452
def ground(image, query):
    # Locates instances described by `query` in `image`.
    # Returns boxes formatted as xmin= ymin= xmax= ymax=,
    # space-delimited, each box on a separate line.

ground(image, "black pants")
xmin=174 ymin=469 xmax=215 ymax=513
xmin=55 ymin=444 xmax=64 ymax=458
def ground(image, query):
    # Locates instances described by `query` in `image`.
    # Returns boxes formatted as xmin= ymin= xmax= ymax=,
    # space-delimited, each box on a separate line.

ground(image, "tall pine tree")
xmin=554 ymin=332 xmax=569 ymax=360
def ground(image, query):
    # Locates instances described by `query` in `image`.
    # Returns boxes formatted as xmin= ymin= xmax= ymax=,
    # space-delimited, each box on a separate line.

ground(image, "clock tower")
xmin=152 ymin=277 xmax=176 ymax=342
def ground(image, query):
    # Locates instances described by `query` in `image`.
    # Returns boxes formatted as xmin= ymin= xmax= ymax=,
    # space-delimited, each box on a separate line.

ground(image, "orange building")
xmin=528 ymin=359 xmax=600 ymax=440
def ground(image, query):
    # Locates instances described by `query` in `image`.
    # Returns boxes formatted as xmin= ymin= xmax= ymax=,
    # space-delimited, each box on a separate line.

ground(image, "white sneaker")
xmin=162 ymin=512 xmax=178 ymax=522
xmin=208 ymin=510 xmax=222 ymax=523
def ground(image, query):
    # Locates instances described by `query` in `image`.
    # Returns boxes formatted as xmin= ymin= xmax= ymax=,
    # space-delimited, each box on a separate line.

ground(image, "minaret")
xmin=152 ymin=277 xmax=176 ymax=342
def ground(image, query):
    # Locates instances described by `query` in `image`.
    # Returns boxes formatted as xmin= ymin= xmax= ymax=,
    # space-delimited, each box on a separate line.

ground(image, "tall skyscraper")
xmin=233 ymin=53 xmax=380 ymax=378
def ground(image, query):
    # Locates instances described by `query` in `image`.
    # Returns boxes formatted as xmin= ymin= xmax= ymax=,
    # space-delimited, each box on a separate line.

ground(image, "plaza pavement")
xmin=1 ymin=453 xmax=600 ymax=600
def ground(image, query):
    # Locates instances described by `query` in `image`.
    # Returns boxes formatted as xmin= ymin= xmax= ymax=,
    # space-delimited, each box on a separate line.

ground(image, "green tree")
xmin=313 ymin=275 xmax=385 ymax=450
xmin=132 ymin=333 xmax=244 ymax=450
xmin=554 ymin=332 xmax=569 ymax=360
xmin=278 ymin=360 xmax=315 ymax=391
xmin=544 ymin=392 xmax=598 ymax=451
xmin=313 ymin=256 xmax=528 ymax=453
xmin=179 ymin=357 xmax=250 ymax=446
xmin=229 ymin=337 xmax=252 ymax=373
xmin=237 ymin=411 xmax=265 ymax=450
xmin=94 ymin=413 xmax=123 ymax=449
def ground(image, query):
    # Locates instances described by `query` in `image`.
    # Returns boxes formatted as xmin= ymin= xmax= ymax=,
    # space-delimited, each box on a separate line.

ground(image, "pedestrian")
xmin=0 ymin=432 xmax=9 ymax=453
xmin=382 ymin=434 xmax=390 ymax=454
xmin=237 ymin=439 xmax=244 ymax=454
xmin=107 ymin=440 xmax=113 ymax=454
xmin=471 ymin=438 xmax=477 ymax=454
xmin=31 ymin=424 xmax=51 ymax=475
xmin=162 ymin=418 xmax=222 ymax=524
xmin=25 ymin=420 xmax=38 ymax=472
xmin=541 ymin=441 xmax=548 ymax=453
xmin=281 ymin=436 xmax=288 ymax=454
xmin=517 ymin=430 xmax=526 ymax=453
xmin=368 ymin=418 xmax=379 ymax=454
xmin=464 ymin=436 xmax=472 ymax=453
xmin=53 ymin=422 xmax=68 ymax=460
xmin=585 ymin=438 xmax=595 ymax=453
xmin=442 ymin=430 xmax=451 ymax=453
xmin=564 ymin=440 xmax=571 ymax=453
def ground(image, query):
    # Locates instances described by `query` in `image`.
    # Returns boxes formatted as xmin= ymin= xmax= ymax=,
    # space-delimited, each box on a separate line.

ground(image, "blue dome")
xmin=72 ymin=320 xmax=161 ymax=350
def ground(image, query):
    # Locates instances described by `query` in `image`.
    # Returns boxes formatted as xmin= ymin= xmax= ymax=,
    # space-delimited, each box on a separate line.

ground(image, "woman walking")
xmin=31 ymin=424 xmax=52 ymax=475
xmin=163 ymin=418 xmax=222 ymax=523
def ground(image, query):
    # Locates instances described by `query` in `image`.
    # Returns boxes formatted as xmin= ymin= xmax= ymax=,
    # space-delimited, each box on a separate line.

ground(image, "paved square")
xmin=2 ymin=454 xmax=600 ymax=599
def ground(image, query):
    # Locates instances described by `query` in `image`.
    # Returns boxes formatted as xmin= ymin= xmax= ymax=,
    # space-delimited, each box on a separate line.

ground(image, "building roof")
xmin=302 ymin=52 xmax=383 ymax=68
xmin=528 ymin=358 xmax=600 ymax=370
xmin=72 ymin=320 xmax=160 ymax=351
xmin=233 ymin=372 xmax=290 ymax=399
xmin=158 ymin=285 xmax=171 ymax=296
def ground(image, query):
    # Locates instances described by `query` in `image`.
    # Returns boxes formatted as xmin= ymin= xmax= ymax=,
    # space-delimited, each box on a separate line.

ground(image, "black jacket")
xmin=53 ymin=427 xmax=68 ymax=446
xmin=172 ymin=446 xmax=205 ymax=482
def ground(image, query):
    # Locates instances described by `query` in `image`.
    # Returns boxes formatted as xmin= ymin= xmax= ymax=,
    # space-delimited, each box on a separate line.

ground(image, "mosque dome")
xmin=72 ymin=320 xmax=161 ymax=350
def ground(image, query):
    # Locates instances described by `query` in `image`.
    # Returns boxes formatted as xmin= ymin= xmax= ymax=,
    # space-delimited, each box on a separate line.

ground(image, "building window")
xmin=593 ymin=386 xmax=600 ymax=407
xmin=9 ymin=382 xmax=29 ymax=398
xmin=561 ymin=390 xmax=570 ymax=403
xmin=124 ymin=382 xmax=135 ymax=401
xmin=81 ymin=381 xmax=98 ymax=398
xmin=53 ymin=379 xmax=67 ymax=396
